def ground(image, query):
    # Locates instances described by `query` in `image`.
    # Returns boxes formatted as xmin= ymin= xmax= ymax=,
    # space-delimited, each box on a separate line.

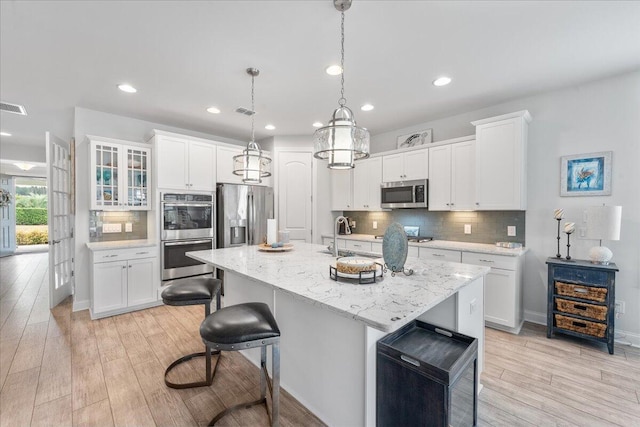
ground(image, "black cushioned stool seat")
xmin=200 ymin=302 xmax=281 ymax=426
xmin=161 ymin=277 xmax=222 ymax=389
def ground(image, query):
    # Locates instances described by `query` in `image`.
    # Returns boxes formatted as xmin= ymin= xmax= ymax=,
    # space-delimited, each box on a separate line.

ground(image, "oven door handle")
xmin=163 ymin=239 xmax=213 ymax=247
xmin=162 ymin=203 xmax=213 ymax=208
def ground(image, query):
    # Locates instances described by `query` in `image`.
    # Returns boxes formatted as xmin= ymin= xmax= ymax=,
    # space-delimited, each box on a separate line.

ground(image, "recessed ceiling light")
xmin=265 ymin=124 xmax=276 ymax=130
xmin=0 ymin=131 xmax=11 ymax=137
xmin=325 ymin=65 xmax=343 ymax=76
xmin=206 ymin=106 xmax=221 ymax=114
xmin=117 ymin=83 xmax=137 ymax=93
xmin=433 ymin=76 xmax=452 ymax=87
xmin=361 ymin=104 xmax=374 ymax=111
xmin=312 ymin=122 xmax=323 ymax=128
xmin=14 ymin=162 xmax=35 ymax=171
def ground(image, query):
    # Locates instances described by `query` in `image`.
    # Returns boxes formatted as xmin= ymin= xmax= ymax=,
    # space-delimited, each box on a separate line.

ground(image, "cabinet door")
xmin=367 ymin=157 xmax=383 ymax=210
xmin=403 ymin=149 xmax=428 ymax=181
xmin=216 ymin=146 xmax=245 ymax=185
xmin=330 ymin=170 xmax=353 ymax=210
xmin=428 ymin=145 xmax=452 ymax=211
xmin=484 ymin=268 xmax=517 ymax=327
xmin=382 ymin=153 xmax=404 ymax=182
xmin=352 ymin=160 xmax=369 ymax=210
xmin=127 ymin=257 xmax=158 ymax=306
xmin=475 ymin=117 xmax=526 ymax=210
xmin=91 ymin=141 xmax=123 ymax=210
xmin=156 ymin=137 xmax=188 ymax=190
xmin=450 ymin=140 xmax=476 ymax=211
xmin=124 ymin=145 xmax=151 ymax=210
xmin=188 ymin=141 xmax=217 ymax=192
xmin=93 ymin=261 xmax=127 ymax=313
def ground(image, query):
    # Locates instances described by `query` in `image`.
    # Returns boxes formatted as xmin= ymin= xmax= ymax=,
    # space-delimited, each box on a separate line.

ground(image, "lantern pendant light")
xmin=233 ymin=68 xmax=272 ymax=183
xmin=313 ymin=0 xmax=370 ymax=169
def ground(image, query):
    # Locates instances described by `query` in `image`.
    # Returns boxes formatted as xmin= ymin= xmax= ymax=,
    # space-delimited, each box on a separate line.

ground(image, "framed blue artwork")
xmin=560 ymin=151 xmax=612 ymax=196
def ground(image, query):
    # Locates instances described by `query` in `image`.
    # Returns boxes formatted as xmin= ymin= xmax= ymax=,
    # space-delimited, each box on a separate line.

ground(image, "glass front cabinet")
xmin=89 ymin=136 xmax=152 ymax=210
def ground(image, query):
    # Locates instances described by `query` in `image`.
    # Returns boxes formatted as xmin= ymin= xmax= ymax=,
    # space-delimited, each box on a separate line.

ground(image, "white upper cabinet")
xmin=330 ymin=169 xmax=353 ymax=211
xmin=353 ymin=157 xmax=383 ymax=211
xmin=216 ymin=145 xmax=272 ymax=187
xmin=382 ymin=148 xmax=428 ymax=182
xmin=152 ymin=132 xmax=216 ymax=192
xmin=89 ymin=136 xmax=151 ymax=211
xmin=428 ymin=140 xmax=476 ymax=211
xmin=472 ymin=111 xmax=531 ymax=210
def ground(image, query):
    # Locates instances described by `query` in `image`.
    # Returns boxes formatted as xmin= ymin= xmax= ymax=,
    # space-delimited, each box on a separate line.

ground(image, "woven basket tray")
xmin=555 ymin=298 xmax=607 ymax=321
xmin=555 ymin=314 xmax=606 ymax=338
xmin=555 ymin=281 xmax=607 ymax=303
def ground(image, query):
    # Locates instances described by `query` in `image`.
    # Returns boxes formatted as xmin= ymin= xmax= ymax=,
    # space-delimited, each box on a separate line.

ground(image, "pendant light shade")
xmin=233 ymin=68 xmax=271 ymax=183
xmin=313 ymin=0 xmax=369 ymax=169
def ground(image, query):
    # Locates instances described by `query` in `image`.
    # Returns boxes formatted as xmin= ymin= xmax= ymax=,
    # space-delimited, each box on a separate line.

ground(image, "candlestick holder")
xmin=555 ymin=218 xmax=562 ymax=258
xmin=565 ymin=231 xmax=573 ymax=260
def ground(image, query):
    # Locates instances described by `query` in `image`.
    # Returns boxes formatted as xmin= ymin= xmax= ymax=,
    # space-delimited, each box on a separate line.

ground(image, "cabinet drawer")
xmin=93 ymin=246 xmax=158 ymax=263
xmin=419 ymin=248 xmax=461 ymax=262
xmin=555 ymin=281 xmax=607 ymax=303
xmin=555 ymin=297 xmax=607 ymax=321
xmin=555 ymin=314 xmax=606 ymax=338
xmin=553 ymin=267 xmax=608 ymax=284
xmin=345 ymin=240 xmax=372 ymax=252
xmin=462 ymin=252 xmax=516 ymax=270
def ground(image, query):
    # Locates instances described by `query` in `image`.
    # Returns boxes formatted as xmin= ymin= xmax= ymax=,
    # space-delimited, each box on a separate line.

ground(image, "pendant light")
xmin=313 ymin=0 xmax=370 ymax=169
xmin=233 ymin=68 xmax=272 ymax=184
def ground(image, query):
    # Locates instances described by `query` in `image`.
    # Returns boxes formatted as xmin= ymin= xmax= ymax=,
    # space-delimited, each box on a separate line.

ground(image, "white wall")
xmin=371 ymin=70 xmax=640 ymax=343
xmin=72 ymin=107 xmax=245 ymax=309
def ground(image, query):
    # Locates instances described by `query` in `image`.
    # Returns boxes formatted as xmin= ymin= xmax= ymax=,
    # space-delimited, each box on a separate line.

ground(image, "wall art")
xmin=560 ymin=151 xmax=612 ymax=196
xmin=396 ymin=129 xmax=432 ymax=149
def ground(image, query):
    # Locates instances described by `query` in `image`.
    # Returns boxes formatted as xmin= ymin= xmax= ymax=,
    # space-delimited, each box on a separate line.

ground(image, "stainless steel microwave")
xmin=380 ymin=179 xmax=428 ymax=209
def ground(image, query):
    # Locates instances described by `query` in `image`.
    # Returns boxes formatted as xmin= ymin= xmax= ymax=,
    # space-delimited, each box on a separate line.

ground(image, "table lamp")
xmin=585 ymin=205 xmax=622 ymax=264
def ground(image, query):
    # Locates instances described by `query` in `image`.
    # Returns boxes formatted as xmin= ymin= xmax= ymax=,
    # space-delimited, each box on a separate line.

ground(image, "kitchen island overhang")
xmin=187 ymin=243 xmax=489 ymax=426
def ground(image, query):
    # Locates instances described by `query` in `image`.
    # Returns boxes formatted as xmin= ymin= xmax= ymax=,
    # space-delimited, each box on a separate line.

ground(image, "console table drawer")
xmin=553 ymin=267 xmax=608 ymax=284
xmin=555 ymin=297 xmax=607 ymax=321
xmin=554 ymin=314 xmax=606 ymax=338
xmin=555 ymin=281 xmax=607 ymax=303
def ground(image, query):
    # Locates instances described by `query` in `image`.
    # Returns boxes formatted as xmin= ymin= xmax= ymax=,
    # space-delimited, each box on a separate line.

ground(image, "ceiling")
xmin=1 ymin=1 xmax=639 ymax=165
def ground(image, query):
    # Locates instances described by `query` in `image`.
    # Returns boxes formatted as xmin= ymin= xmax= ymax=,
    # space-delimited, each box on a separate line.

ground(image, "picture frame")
xmin=560 ymin=151 xmax=612 ymax=197
xmin=396 ymin=129 xmax=432 ymax=149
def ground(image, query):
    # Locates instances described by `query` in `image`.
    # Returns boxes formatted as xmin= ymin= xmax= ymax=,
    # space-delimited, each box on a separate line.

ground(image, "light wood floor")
xmin=1 ymin=252 xmax=639 ymax=426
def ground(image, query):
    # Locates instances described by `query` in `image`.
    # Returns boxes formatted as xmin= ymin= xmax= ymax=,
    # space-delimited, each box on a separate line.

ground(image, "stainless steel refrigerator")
xmin=216 ymin=183 xmax=274 ymax=248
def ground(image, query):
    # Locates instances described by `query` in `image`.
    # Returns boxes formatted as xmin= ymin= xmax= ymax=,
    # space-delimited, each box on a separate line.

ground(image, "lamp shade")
xmin=585 ymin=206 xmax=622 ymax=241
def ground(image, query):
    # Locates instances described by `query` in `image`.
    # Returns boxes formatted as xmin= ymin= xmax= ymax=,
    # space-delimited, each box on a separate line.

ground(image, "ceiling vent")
xmin=235 ymin=106 xmax=255 ymax=116
xmin=0 ymin=101 xmax=27 ymax=115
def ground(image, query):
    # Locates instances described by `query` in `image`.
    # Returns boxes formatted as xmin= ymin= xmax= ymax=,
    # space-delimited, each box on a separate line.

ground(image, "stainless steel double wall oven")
xmin=161 ymin=193 xmax=214 ymax=281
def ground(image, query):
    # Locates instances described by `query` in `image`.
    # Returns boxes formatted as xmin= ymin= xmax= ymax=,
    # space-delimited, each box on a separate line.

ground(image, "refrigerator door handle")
xmin=247 ymin=193 xmax=253 ymax=245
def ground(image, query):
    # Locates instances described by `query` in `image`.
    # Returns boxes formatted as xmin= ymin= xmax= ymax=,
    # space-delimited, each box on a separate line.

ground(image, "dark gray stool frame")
xmin=203 ymin=334 xmax=280 ymax=426
xmin=163 ymin=290 xmax=222 ymax=389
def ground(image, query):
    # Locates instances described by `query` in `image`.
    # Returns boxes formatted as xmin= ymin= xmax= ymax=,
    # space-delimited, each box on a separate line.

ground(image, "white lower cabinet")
xmin=461 ymin=252 xmax=523 ymax=333
xmin=418 ymin=247 xmax=462 ymax=262
xmin=90 ymin=246 xmax=160 ymax=319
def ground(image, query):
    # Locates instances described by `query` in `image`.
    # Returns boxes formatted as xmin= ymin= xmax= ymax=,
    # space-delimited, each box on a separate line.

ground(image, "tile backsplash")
xmin=89 ymin=211 xmax=148 ymax=242
xmin=344 ymin=210 xmax=526 ymax=245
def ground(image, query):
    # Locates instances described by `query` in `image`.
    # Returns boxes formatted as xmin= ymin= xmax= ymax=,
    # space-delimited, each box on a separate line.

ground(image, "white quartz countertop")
xmin=187 ymin=242 xmax=489 ymax=333
xmin=86 ymin=239 xmax=157 ymax=251
xmin=323 ymin=233 xmax=528 ymax=257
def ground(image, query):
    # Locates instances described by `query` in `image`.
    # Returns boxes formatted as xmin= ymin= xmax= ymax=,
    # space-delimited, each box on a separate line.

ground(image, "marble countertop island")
xmin=188 ymin=242 xmax=489 ymax=333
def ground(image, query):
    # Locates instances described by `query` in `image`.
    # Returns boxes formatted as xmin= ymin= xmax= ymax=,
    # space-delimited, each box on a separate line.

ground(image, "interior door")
xmin=277 ymin=151 xmax=312 ymax=242
xmin=46 ymin=132 xmax=74 ymax=308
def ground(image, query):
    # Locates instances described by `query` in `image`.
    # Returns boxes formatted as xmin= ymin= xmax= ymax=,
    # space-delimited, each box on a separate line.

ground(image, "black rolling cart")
xmin=377 ymin=320 xmax=478 ymax=427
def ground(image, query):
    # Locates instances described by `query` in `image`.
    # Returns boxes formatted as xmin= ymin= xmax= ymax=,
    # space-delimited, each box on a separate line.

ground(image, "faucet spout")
xmin=334 ymin=216 xmax=348 ymax=257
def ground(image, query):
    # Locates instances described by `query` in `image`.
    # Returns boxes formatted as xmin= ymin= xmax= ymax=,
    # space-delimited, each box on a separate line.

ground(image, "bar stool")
xmin=161 ymin=276 xmax=222 ymax=389
xmin=200 ymin=302 xmax=281 ymax=426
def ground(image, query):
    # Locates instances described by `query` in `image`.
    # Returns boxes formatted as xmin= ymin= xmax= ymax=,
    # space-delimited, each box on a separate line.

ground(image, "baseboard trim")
xmin=73 ymin=299 xmax=90 ymax=312
xmin=524 ymin=309 xmax=639 ymax=348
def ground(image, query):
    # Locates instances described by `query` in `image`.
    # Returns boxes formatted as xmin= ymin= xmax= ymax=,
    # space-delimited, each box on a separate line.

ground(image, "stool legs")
xmin=164 ymin=302 xmax=221 ymax=389
xmin=271 ymin=342 xmax=280 ymax=426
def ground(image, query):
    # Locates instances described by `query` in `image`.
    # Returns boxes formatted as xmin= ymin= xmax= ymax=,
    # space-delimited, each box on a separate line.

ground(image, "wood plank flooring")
xmin=1 ymin=252 xmax=639 ymax=426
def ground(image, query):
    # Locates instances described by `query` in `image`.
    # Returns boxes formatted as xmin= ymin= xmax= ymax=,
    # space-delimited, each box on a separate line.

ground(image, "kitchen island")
xmin=188 ymin=242 xmax=489 ymax=426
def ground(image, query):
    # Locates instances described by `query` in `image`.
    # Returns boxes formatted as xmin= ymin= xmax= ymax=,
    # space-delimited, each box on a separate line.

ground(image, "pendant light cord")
xmin=339 ymin=10 xmax=346 ymax=107
xmin=251 ymin=73 xmax=256 ymax=144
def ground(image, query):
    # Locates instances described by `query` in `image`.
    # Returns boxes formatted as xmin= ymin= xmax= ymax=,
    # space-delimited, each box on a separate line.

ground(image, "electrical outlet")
xmin=103 ymin=223 xmax=122 ymax=233
xmin=615 ymin=300 xmax=625 ymax=315
xmin=125 ymin=223 xmax=133 ymax=233
xmin=507 ymin=226 xmax=516 ymax=237
xmin=373 ymin=221 xmax=378 ymax=229
xmin=351 ymin=220 xmax=356 ymax=229
xmin=464 ymin=224 xmax=472 ymax=234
